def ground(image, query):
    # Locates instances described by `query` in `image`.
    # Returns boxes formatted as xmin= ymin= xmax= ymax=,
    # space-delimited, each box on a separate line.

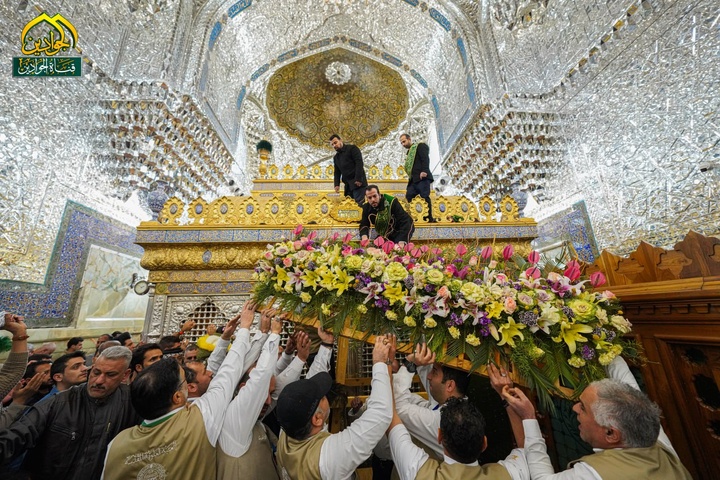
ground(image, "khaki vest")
xmin=217 ymin=421 xmax=280 ymax=479
xmin=276 ymin=430 xmax=331 ymax=480
xmin=416 ymin=458 xmax=512 ymax=480
xmin=103 ymin=405 xmax=216 ymax=480
xmin=576 ymin=442 xmax=693 ymax=479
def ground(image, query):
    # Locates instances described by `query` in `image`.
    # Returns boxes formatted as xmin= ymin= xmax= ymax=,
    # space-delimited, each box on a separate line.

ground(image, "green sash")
xmin=404 ymin=143 xmax=418 ymax=176
xmin=374 ymin=194 xmax=396 ymax=236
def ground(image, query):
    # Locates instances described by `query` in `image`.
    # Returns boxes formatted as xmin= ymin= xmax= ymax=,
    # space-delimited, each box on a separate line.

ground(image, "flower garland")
xmin=252 ymin=226 xmax=639 ymax=410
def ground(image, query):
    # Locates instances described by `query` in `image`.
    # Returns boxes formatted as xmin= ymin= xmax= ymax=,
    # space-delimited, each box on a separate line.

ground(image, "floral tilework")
xmin=535 ymin=201 xmax=599 ymax=263
xmin=0 ymin=201 xmax=143 ymax=327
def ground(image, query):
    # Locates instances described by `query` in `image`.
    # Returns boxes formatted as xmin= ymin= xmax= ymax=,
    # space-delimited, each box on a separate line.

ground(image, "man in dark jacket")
xmin=331 ymin=134 xmax=368 ymax=206
xmin=400 ymin=133 xmax=435 ymax=222
xmin=360 ymin=185 xmax=415 ymax=245
xmin=0 ymin=346 xmax=139 ymax=480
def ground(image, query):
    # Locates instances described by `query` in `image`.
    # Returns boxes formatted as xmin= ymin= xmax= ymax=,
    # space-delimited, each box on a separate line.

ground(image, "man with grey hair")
xmin=0 ymin=345 xmax=140 ymax=480
xmin=502 ymin=357 xmax=692 ymax=479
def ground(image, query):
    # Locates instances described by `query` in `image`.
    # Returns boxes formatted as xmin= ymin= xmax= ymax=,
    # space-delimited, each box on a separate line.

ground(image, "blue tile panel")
xmin=250 ymin=63 xmax=270 ymax=81
xmin=209 ymin=22 xmax=222 ymax=50
xmin=536 ymin=201 xmax=600 ymax=263
xmin=236 ymin=86 xmax=246 ymax=110
xmin=0 ymin=201 xmax=143 ymax=325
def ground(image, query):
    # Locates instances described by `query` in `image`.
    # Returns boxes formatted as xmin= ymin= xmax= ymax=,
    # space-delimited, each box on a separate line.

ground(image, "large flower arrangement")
xmin=252 ymin=226 xmax=639 ymax=409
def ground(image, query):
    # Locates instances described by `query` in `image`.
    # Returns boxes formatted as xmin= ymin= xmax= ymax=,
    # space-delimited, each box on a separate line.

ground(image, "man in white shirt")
xmin=216 ymin=320 xmax=334 ymax=478
xmin=502 ymin=357 xmax=692 ymax=479
xmin=394 ymin=343 xmax=469 ymax=459
xmin=388 ymin=394 xmax=529 ymax=480
xmin=275 ymin=334 xmax=395 ymax=480
xmin=101 ymin=301 xmax=257 ymax=480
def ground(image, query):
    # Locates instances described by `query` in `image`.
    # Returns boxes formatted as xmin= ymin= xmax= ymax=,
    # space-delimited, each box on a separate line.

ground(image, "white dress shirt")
xmin=388 ymin=423 xmax=530 ymax=480
xmin=315 ymin=362 xmax=393 ymax=480
xmin=522 ymin=356 xmax=678 ymax=479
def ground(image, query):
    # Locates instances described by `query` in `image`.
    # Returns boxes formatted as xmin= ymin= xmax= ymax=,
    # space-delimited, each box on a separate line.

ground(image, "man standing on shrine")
xmin=331 ymin=134 xmax=367 ymax=206
xmin=360 ymin=185 xmax=415 ymax=245
xmin=400 ymin=133 xmax=435 ymax=222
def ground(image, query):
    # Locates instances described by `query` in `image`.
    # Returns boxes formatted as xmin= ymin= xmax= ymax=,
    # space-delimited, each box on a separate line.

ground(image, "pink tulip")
xmin=343 ymin=233 xmax=353 ymax=244
xmin=480 ymin=246 xmax=493 ymax=259
xmin=293 ymin=225 xmax=303 ymax=236
xmin=374 ymin=237 xmax=385 ymax=247
xmin=502 ymin=245 xmax=514 ymax=261
xmin=420 ymin=245 xmax=430 ymax=253
xmin=590 ymin=271 xmax=606 ymax=288
xmin=455 ymin=244 xmax=468 ymax=256
xmin=360 ymin=238 xmax=370 ymax=247
xmin=382 ymin=241 xmax=395 ymax=254
xmin=525 ymin=266 xmax=541 ymax=279
xmin=411 ymin=247 xmax=423 ymax=258
xmin=308 ymin=231 xmax=318 ymax=240
xmin=564 ymin=260 xmax=581 ymax=282
xmin=330 ymin=232 xmax=339 ymax=241
xmin=528 ymin=250 xmax=540 ymax=265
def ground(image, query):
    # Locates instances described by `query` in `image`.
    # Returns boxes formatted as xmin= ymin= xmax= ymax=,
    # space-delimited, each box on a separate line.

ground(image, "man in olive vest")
xmin=101 ymin=301 xmax=257 ymax=480
xmin=502 ymin=357 xmax=693 ymax=479
xmin=275 ymin=334 xmax=394 ymax=480
xmin=388 ymin=396 xmax=529 ymax=480
xmin=400 ymin=133 xmax=435 ymax=222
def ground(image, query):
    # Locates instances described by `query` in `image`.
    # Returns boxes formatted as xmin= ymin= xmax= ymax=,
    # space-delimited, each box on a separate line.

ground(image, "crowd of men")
xmin=0 ymin=307 xmax=693 ymax=479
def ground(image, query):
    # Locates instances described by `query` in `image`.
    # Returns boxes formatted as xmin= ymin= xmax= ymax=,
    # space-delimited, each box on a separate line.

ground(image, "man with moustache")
xmin=359 ymin=185 xmax=415 ymax=245
xmin=0 ymin=346 xmax=139 ymax=480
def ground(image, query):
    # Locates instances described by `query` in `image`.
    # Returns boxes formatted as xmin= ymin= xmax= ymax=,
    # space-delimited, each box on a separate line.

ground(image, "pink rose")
xmin=504 ymin=297 xmax=517 ymax=314
xmin=437 ymin=285 xmax=451 ymax=298
xmin=528 ymin=250 xmax=540 ymax=264
xmin=502 ymin=245 xmax=514 ymax=261
xmin=455 ymin=244 xmax=468 ymax=256
xmin=263 ymin=252 xmax=273 ymax=260
xmin=469 ymin=255 xmax=478 ymax=266
xmin=293 ymin=240 xmax=302 ymax=250
xmin=590 ymin=271 xmax=606 ymax=287
xmin=342 ymin=246 xmax=352 ymax=256
xmin=480 ymin=246 xmax=493 ymax=260
xmin=488 ymin=260 xmax=498 ymax=269
xmin=525 ymin=266 xmax=541 ymax=279
xmin=283 ymin=258 xmax=293 ymax=267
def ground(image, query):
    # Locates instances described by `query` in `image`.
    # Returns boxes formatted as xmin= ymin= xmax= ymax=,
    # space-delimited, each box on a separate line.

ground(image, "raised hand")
xmin=270 ymin=313 xmax=284 ymax=335
xmin=372 ymin=334 xmax=394 ymax=365
xmin=487 ymin=363 xmax=513 ymax=397
xmin=238 ymin=301 xmax=257 ymax=330
xmin=318 ymin=324 xmax=334 ymax=345
xmin=407 ymin=343 xmax=435 ymax=367
xmin=13 ymin=372 xmax=45 ymax=405
xmin=295 ymin=331 xmax=311 ymax=362
xmin=260 ymin=307 xmax=276 ymax=334
xmin=502 ymin=386 xmax=536 ymax=420
xmin=284 ymin=332 xmax=298 ymax=355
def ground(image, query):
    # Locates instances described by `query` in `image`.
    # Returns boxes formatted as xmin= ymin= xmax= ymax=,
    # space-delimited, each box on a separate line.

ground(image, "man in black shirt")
xmin=359 ymin=185 xmax=415 ymax=245
xmin=331 ymin=134 xmax=367 ymax=206
xmin=400 ymin=133 xmax=436 ymax=222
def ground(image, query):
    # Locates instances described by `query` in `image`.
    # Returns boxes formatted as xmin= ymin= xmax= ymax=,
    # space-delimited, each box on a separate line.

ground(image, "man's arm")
xmin=218 ymin=318 xmax=281 ymax=457
xmin=351 ymin=145 xmax=365 ymax=185
xmin=333 ymin=156 xmax=341 ymax=189
xmin=387 ymin=379 xmax=430 ymax=480
xmin=319 ymin=335 xmax=393 ymax=480
xmin=416 ymin=143 xmax=431 ymax=180
xmin=194 ymin=302 xmax=256 ymax=446
xmin=359 ymin=205 xmax=371 ymax=239
xmin=0 ymin=393 xmax=56 ymax=462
